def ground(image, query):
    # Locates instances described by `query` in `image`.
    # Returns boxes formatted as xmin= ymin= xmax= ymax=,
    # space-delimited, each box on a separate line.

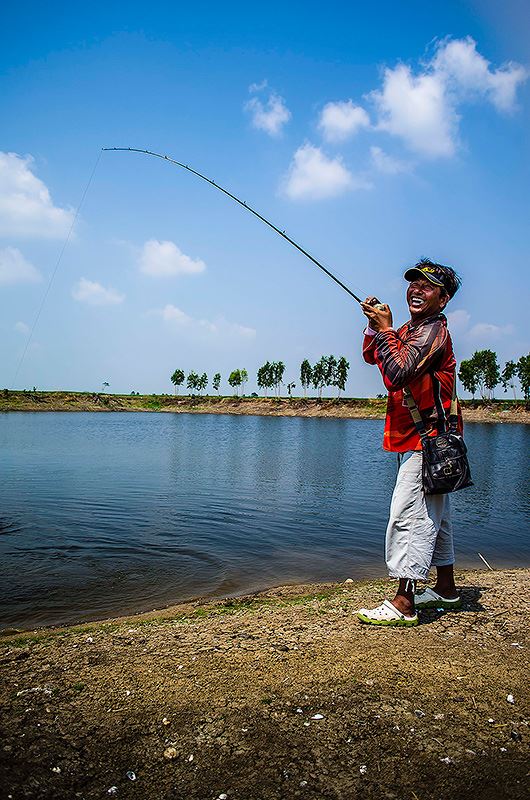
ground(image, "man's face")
xmin=407 ymin=277 xmax=449 ymax=322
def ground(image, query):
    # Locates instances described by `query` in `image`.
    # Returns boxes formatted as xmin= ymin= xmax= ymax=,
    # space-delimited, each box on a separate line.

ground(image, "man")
xmin=357 ymin=259 xmax=462 ymax=627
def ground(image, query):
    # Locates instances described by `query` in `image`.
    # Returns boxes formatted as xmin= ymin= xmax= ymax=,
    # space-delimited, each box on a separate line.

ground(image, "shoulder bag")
xmin=402 ymin=374 xmax=473 ymax=494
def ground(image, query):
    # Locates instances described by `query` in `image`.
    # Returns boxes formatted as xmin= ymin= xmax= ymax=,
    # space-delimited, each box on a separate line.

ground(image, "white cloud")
xmin=245 ymin=93 xmax=291 ymax=137
xmin=0 ymin=152 xmax=74 ymax=238
xmin=248 ymin=79 xmax=268 ymax=93
xmin=371 ymin=64 xmax=457 ymax=158
xmin=446 ymin=309 xmax=471 ymax=331
xmin=370 ymin=146 xmax=410 ymax=174
xmin=282 ymin=143 xmax=370 ymax=200
xmin=140 ymin=239 xmax=206 ymax=277
xmin=72 ymin=278 xmax=124 ymax=306
xmin=433 ymin=36 xmax=528 ymax=112
xmin=0 ymin=246 xmax=41 ymax=285
xmin=14 ymin=321 xmax=30 ymax=335
xmin=157 ymin=304 xmax=255 ymax=338
xmin=469 ymin=321 xmax=514 ymax=339
xmin=370 ymin=38 xmax=527 ymax=158
xmin=318 ymin=100 xmax=370 ymax=143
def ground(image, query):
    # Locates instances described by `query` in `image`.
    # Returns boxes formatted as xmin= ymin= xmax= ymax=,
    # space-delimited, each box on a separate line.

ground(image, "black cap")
xmin=404 ymin=264 xmax=454 ymax=296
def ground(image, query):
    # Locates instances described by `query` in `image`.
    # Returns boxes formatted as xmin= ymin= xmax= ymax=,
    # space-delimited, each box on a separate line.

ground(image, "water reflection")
xmin=0 ymin=412 xmax=528 ymax=630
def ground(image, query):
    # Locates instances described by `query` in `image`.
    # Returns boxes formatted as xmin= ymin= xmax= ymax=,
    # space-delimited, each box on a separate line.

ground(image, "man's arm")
xmin=374 ymin=321 xmax=448 ymax=391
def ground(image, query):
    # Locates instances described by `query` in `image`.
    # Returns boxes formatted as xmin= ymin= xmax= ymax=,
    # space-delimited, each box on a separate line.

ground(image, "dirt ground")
xmin=0 ymin=568 xmax=528 ymax=800
xmin=1 ymin=391 xmax=528 ymax=423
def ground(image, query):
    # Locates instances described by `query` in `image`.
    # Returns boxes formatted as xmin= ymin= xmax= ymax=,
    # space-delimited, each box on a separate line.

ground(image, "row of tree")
xmin=170 ymin=356 xmax=350 ymax=398
xmin=458 ymin=350 xmax=529 ymax=401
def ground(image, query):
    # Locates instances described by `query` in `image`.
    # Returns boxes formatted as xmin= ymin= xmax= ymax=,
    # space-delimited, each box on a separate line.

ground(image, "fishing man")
xmin=357 ymin=259 xmax=463 ymax=626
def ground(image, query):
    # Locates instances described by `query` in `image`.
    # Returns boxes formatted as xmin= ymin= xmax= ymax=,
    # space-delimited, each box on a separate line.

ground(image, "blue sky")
xmin=1 ymin=1 xmax=529 ymax=396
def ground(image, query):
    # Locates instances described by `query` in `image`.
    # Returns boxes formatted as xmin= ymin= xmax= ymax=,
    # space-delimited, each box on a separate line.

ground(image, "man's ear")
xmin=439 ymin=291 xmax=450 ymax=311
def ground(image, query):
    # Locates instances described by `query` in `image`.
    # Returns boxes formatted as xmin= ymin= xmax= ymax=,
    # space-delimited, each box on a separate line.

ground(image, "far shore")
xmin=1 ymin=389 xmax=528 ymax=423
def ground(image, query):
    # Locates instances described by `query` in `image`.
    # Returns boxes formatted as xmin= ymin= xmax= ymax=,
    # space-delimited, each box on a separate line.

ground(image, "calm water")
xmin=0 ymin=412 xmax=528 ymax=630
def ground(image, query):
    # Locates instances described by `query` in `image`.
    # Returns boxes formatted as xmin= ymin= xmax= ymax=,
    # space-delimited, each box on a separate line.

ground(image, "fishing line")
xmin=11 ymin=150 xmax=104 ymax=389
xmin=102 ymin=147 xmax=374 ymax=306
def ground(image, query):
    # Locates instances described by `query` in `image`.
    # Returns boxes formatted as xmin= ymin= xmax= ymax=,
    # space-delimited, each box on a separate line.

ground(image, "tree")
xmin=212 ymin=373 xmax=221 ymax=394
xmin=257 ymin=362 xmax=273 ymax=397
xmin=272 ymin=361 xmax=285 ymax=397
xmin=187 ymin=371 xmax=199 ymax=394
xmin=312 ymin=358 xmax=327 ymax=399
xmin=334 ymin=356 xmax=350 ymax=397
xmin=240 ymin=368 xmax=248 ymax=396
xmin=228 ymin=369 xmax=242 ymax=396
xmin=516 ymin=354 xmax=530 ymax=404
xmin=171 ymin=368 xmax=185 ymax=396
xmin=458 ymin=359 xmax=478 ymax=399
xmin=501 ymin=360 xmax=517 ymax=400
xmin=472 ymin=349 xmax=500 ymax=400
xmin=102 ymin=381 xmax=110 ymax=393
xmin=300 ymin=359 xmax=313 ymax=398
xmin=287 ymin=382 xmax=296 ymax=397
xmin=197 ymin=373 xmax=208 ymax=395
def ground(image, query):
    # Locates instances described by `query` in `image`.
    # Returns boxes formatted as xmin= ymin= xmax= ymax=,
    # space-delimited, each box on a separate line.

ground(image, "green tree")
xmin=102 ymin=381 xmax=109 ymax=393
xmin=324 ymin=355 xmax=337 ymax=392
xmin=187 ymin=371 xmax=199 ymax=394
xmin=228 ymin=369 xmax=242 ymax=396
xmin=257 ymin=362 xmax=274 ymax=397
xmin=197 ymin=373 xmax=208 ymax=395
xmin=501 ymin=360 xmax=517 ymax=400
xmin=171 ymin=368 xmax=185 ymax=396
xmin=287 ymin=382 xmax=296 ymax=397
xmin=272 ymin=361 xmax=285 ymax=397
xmin=240 ymin=368 xmax=248 ymax=396
xmin=212 ymin=373 xmax=221 ymax=394
xmin=312 ymin=358 xmax=327 ymax=399
xmin=300 ymin=359 xmax=312 ymax=398
xmin=516 ymin=354 xmax=530 ymax=404
xmin=458 ymin=359 xmax=478 ymax=399
xmin=472 ymin=349 xmax=500 ymax=400
xmin=334 ymin=356 xmax=350 ymax=397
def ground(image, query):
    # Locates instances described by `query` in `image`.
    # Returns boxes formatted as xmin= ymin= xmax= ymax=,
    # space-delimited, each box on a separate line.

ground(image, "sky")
xmin=1 ymin=0 xmax=529 ymax=397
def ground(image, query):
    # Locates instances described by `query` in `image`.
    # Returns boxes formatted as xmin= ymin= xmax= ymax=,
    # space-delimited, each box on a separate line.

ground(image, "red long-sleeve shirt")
xmin=363 ymin=313 xmax=463 ymax=452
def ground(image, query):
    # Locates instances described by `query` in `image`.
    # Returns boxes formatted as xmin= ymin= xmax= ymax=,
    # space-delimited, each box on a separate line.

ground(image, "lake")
xmin=0 ymin=411 xmax=528 ymax=630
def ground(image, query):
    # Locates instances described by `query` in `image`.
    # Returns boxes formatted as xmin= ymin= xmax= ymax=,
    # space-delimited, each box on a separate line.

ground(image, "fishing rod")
xmin=102 ymin=147 xmax=382 ymax=308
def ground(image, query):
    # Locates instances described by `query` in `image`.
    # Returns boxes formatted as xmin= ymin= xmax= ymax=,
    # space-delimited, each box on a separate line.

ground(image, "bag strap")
xmin=402 ymin=386 xmax=429 ymax=442
xmin=404 ymin=369 xmax=459 ymax=438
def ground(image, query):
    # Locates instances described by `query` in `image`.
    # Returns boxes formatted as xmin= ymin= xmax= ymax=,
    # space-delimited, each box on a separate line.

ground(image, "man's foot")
xmin=356 ymin=599 xmax=418 ymax=627
xmin=414 ymin=587 xmax=462 ymax=609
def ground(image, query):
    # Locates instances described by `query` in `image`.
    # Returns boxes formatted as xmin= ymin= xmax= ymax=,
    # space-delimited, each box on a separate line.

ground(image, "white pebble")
xmin=107 ymin=788 xmax=118 ymax=796
xmin=311 ymin=713 xmax=324 ymax=720
xmin=507 ymin=694 xmax=515 ymax=704
xmin=126 ymin=771 xmax=136 ymax=781
xmin=359 ymin=765 xmax=368 ymax=775
xmin=488 ymin=718 xmax=494 ymax=723
xmin=188 ymin=754 xmax=194 ymax=762
xmin=217 ymin=795 xmax=228 ymax=800
xmin=303 ymin=721 xmax=310 ymax=727
xmin=440 ymin=757 xmax=454 ymax=765
xmin=51 ymin=766 xmax=61 ymax=774
xmin=164 ymin=747 xmax=177 ymax=760
xmin=500 ymin=747 xmax=507 ymax=752
xmin=162 ymin=717 xmax=170 ymax=725
xmin=296 ymin=708 xmax=303 ymax=714
xmin=299 ymin=780 xmax=308 ymax=787
xmin=85 ymin=636 xmax=94 ymax=643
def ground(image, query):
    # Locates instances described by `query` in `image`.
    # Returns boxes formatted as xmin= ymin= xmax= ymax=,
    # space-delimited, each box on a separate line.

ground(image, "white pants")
xmin=385 ymin=452 xmax=454 ymax=581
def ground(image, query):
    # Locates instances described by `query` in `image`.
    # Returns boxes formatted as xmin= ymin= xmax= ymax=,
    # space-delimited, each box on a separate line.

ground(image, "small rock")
xmin=107 ymin=788 xmax=118 ymax=796
xmin=414 ymin=709 xmax=425 ymax=718
xmin=188 ymin=754 xmax=194 ymax=762
xmin=303 ymin=722 xmax=310 ymax=727
xmin=125 ymin=690 xmax=131 ymax=697
xmin=164 ymin=747 xmax=177 ymax=760
xmin=506 ymin=694 xmax=515 ymax=704
xmin=434 ymin=713 xmax=444 ymax=720
xmin=300 ymin=781 xmax=308 ymax=787
xmin=440 ymin=757 xmax=454 ymax=765
xmin=51 ymin=766 xmax=61 ymax=774
xmin=500 ymin=747 xmax=507 ymax=752
xmin=488 ymin=718 xmax=494 ymax=723
xmin=217 ymin=794 xmax=228 ymax=800
xmin=126 ymin=771 xmax=136 ymax=781
xmin=295 ymin=708 xmax=303 ymax=714
xmin=359 ymin=765 xmax=368 ymax=775
xmin=85 ymin=637 xmax=94 ymax=644
xmin=162 ymin=717 xmax=170 ymax=725
xmin=511 ymin=731 xmax=522 ymax=742
xmin=344 ymin=578 xmax=354 ymax=584
xmin=311 ymin=714 xmax=325 ymax=720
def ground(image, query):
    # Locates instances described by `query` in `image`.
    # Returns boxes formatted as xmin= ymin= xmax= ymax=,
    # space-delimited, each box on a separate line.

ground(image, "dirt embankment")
xmin=1 ymin=391 xmax=528 ymax=423
xmin=0 ymin=568 xmax=528 ymax=800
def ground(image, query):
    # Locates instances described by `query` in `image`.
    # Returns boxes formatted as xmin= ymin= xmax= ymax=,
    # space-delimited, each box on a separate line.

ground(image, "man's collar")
xmin=407 ymin=312 xmax=447 ymax=330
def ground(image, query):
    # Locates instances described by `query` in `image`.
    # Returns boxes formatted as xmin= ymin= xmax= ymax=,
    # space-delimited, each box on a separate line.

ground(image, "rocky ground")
xmin=0 ymin=568 xmax=528 ymax=799
xmin=1 ymin=391 xmax=528 ymax=423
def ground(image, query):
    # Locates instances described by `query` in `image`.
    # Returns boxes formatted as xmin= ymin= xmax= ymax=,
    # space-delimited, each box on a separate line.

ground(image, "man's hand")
xmin=361 ymin=297 xmax=393 ymax=332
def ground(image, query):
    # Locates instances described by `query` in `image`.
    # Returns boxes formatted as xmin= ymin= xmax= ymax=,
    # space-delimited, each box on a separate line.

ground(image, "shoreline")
xmin=1 ymin=567 xmax=528 ymax=799
xmin=1 ymin=391 xmax=528 ymax=423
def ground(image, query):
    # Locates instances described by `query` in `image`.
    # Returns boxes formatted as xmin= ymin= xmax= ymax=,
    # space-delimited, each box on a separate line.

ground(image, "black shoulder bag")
xmin=402 ymin=374 xmax=473 ymax=495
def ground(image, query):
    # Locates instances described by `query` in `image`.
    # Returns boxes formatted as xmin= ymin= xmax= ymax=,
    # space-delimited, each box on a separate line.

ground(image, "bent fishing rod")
xmin=102 ymin=147 xmax=383 ymax=309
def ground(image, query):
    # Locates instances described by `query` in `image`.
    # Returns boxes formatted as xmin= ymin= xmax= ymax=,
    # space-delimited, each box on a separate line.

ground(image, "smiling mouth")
xmin=409 ymin=295 xmax=425 ymax=308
